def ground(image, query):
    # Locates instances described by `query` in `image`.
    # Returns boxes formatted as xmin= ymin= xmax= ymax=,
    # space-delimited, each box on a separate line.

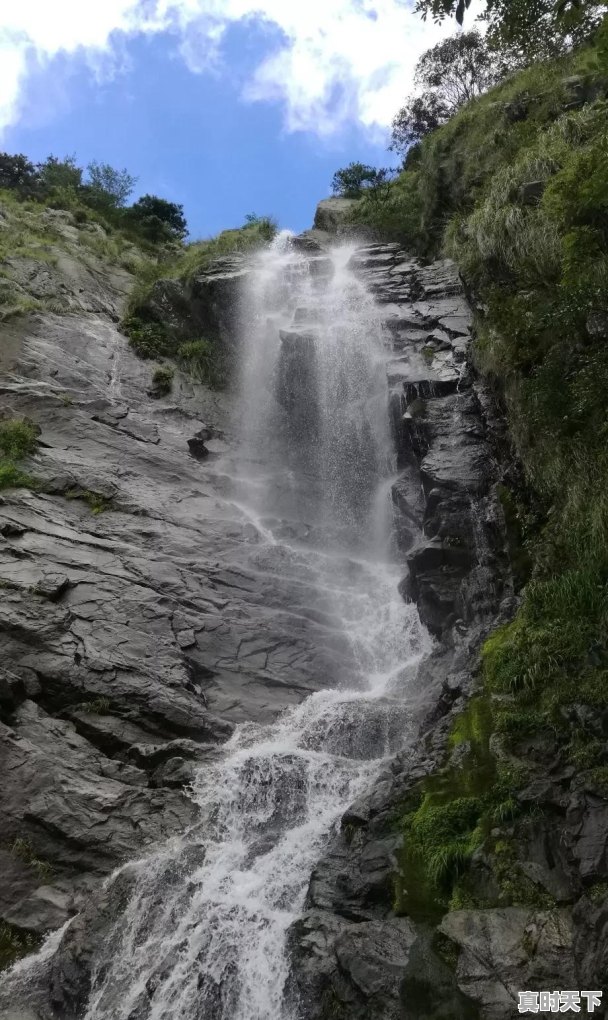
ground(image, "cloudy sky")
xmin=0 ymin=1 xmax=466 ymax=235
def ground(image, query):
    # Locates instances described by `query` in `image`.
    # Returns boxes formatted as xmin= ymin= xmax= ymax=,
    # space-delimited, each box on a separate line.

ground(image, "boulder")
xmin=313 ymin=198 xmax=360 ymax=233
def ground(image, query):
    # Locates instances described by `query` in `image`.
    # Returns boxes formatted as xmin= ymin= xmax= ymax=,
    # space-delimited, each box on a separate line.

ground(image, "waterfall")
xmin=0 ymin=239 xmax=430 ymax=1020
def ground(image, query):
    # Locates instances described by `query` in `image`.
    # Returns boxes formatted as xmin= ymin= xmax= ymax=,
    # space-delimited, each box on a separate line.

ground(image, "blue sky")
xmin=0 ymin=2 xmax=458 ymax=237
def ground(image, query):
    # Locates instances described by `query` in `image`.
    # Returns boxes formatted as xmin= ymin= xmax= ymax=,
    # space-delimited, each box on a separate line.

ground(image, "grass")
xmin=0 ymin=419 xmax=39 ymax=492
xmin=395 ymin=697 xmax=494 ymax=919
xmin=122 ymin=316 xmax=172 ymax=359
xmin=0 ymin=419 xmax=38 ymax=460
xmin=9 ymin=838 xmax=53 ymax=883
xmin=0 ymin=186 xmax=160 ymax=325
xmin=172 ymin=216 xmax=277 ymax=283
xmin=77 ymin=696 xmax=111 ymax=714
xmin=349 ymin=42 xmax=605 ymax=255
xmin=65 ymin=488 xmax=112 ymax=514
xmin=120 ymin=216 xmax=277 ymax=386
xmin=151 ymin=364 xmax=174 ymax=396
xmin=177 ymin=338 xmax=225 ymax=387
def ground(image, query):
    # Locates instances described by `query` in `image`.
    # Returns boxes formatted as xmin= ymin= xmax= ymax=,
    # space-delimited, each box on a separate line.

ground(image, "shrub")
xmin=331 ymin=162 xmax=395 ymax=199
xmin=0 ymin=419 xmax=38 ymax=460
xmin=85 ymin=161 xmax=137 ymax=210
xmin=0 ymin=922 xmax=40 ymax=971
xmin=126 ymin=195 xmax=188 ymax=242
xmin=151 ymin=364 xmax=174 ymax=396
xmin=78 ymin=696 xmax=111 ymax=714
xmin=177 ymin=338 xmax=223 ymax=386
xmin=122 ymin=316 xmax=171 ymax=359
xmin=0 ymin=462 xmax=36 ymax=491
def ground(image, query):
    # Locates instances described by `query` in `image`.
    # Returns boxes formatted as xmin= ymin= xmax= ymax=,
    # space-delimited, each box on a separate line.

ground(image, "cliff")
xmin=0 ymin=62 xmax=607 ymax=1012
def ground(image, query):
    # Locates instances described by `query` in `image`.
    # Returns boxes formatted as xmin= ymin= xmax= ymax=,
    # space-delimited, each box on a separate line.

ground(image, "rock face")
xmin=0 ymin=238 xmax=358 ymax=973
xmin=288 ymin=244 xmax=608 ymax=1019
xmin=350 ymin=249 xmax=508 ymax=641
xmin=313 ymin=198 xmax=360 ymax=233
xmin=1 ymin=226 xmax=605 ymax=1019
xmin=285 ymin=244 xmax=513 ymax=1019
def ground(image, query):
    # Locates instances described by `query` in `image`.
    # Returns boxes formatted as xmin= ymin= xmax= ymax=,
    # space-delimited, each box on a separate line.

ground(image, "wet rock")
xmin=571 ymin=797 xmax=608 ymax=882
xmin=290 ymin=233 xmax=327 ymax=253
xmin=4 ymin=885 xmax=73 ymax=936
xmin=187 ymin=433 xmax=210 ymax=458
xmin=276 ymin=328 xmax=320 ymax=436
xmin=290 ymin=912 xmax=419 ymax=1020
xmin=150 ymin=756 xmax=196 ymax=788
xmin=439 ymin=909 xmax=576 ymax=1019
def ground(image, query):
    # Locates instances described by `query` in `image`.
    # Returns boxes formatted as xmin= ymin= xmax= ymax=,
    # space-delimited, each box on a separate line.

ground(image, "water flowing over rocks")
xmin=0 ymin=225 xmax=602 ymax=1019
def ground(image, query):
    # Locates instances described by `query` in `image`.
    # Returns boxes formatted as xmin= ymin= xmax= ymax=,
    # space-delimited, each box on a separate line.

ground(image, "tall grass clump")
xmin=0 ymin=418 xmax=38 ymax=491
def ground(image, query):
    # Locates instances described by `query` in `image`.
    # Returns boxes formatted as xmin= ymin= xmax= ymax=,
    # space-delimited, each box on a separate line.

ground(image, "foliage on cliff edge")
xmin=378 ymin=22 xmax=608 ymax=914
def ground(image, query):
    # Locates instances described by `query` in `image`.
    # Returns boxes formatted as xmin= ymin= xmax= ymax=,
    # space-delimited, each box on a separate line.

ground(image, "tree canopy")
xmin=415 ymin=0 xmax=608 ymax=59
xmin=0 ymin=150 xmax=188 ymax=245
xmin=331 ymin=162 xmax=395 ymax=199
xmin=390 ymin=30 xmax=507 ymax=156
xmin=127 ymin=195 xmax=188 ymax=241
xmin=85 ymin=161 xmax=137 ymax=209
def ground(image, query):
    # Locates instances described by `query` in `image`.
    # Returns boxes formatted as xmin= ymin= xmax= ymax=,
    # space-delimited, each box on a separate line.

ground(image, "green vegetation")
xmin=121 ymin=214 xmax=277 ymax=387
xmin=0 ymin=419 xmax=38 ymax=492
xmin=65 ymin=489 xmax=112 ymax=515
xmin=415 ymin=0 xmax=607 ymax=60
xmin=389 ymin=30 xmax=508 ymax=156
xmin=331 ymin=162 xmax=395 ymax=200
xmin=9 ymin=838 xmax=53 ymax=882
xmin=371 ymin=15 xmax=608 ymax=925
xmin=122 ymin=316 xmax=171 ymax=359
xmin=395 ymin=697 xmax=492 ymax=919
xmin=168 ymin=214 xmax=277 ymax=282
xmin=395 ymin=696 xmax=550 ymax=919
xmin=78 ymin=696 xmax=111 ymax=714
xmin=0 ymin=420 xmax=38 ymax=460
xmin=0 ymin=922 xmax=40 ymax=972
xmin=349 ymin=41 xmax=606 ymax=247
xmin=177 ymin=339 xmax=224 ymax=387
xmin=0 ymin=151 xmax=188 ymax=245
xmin=151 ymin=364 xmax=174 ymax=396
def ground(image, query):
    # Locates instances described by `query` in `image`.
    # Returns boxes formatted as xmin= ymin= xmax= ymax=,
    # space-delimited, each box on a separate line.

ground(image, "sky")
xmin=0 ymin=1 xmax=467 ymax=236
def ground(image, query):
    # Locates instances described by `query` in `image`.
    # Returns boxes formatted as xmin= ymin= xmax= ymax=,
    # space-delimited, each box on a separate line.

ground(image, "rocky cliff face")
xmin=0 ymin=231 xmax=353 ymax=977
xmin=285 ymin=244 xmax=511 ymax=1020
xmin=0 ymin=215 xmax=605 ymax=1019
xmin=287 ymin=242 xmax=608 ymax=1020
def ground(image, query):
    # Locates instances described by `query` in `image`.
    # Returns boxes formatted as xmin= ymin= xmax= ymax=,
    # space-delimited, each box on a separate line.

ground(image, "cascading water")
xmin=0 ymin=237 xmax=431 ymax=1020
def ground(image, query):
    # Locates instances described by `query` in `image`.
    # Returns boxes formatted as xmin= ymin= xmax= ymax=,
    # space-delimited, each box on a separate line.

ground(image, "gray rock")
xmin=440 ymin=908 xmax=576 ymax=1019
xmin=313 ymin=198 xmax=359 ymax=233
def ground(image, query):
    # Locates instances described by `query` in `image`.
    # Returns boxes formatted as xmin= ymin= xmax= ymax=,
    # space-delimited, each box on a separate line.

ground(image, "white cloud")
xmin=0 ymin=0 xmax=467 ymax=138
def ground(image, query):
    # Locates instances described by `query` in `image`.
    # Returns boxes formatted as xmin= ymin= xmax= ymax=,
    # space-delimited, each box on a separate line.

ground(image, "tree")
xmin=0 ymin=153 xmax=39 ymax=192
xmin=390 ymin=31 xmax=507 ymax=156
xmin=126 ymin=194 xmax=188 ymax=241
xmin=414 ymin=0 xmax=608 ymax=59
xmin=85 ymin=161 xmax=137 ymax=209
xmin=332 ymin=162 xmax=396 ymax=199
xmin=390 ymin=93 xmax=451 ymax=154
xmin=38 ymin=154 xmax=82 ymax=192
